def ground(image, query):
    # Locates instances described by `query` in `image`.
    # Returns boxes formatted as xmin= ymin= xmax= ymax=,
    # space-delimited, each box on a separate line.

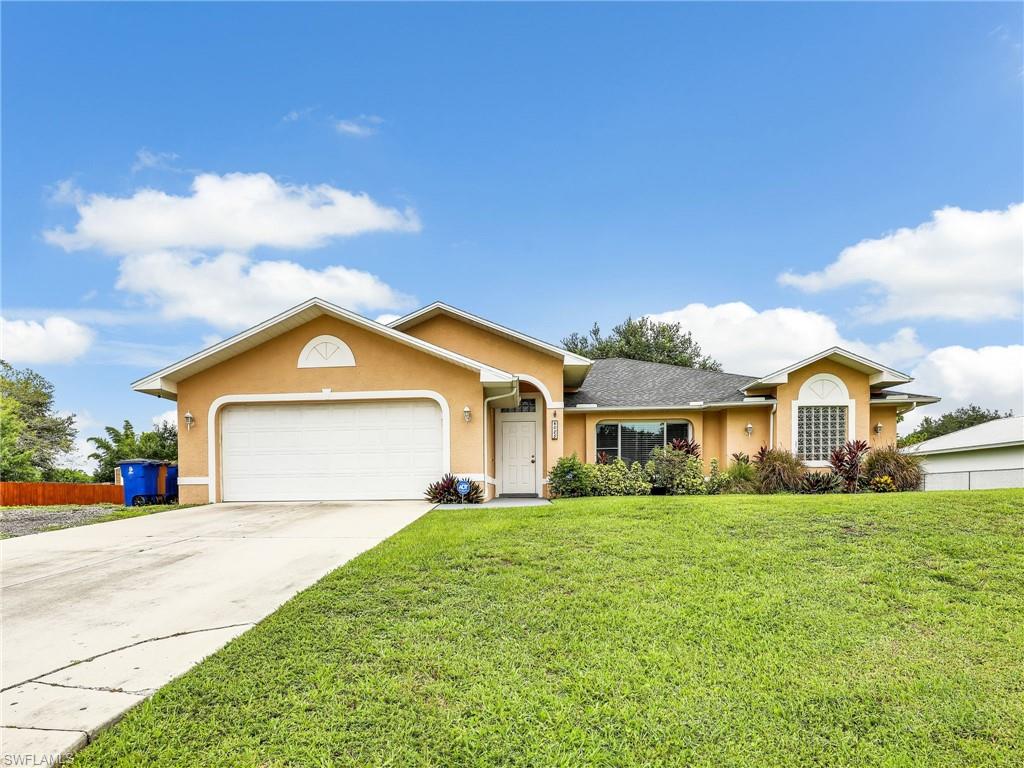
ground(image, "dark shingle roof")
xmin=564 ymin=358 xmax=761 ymax=408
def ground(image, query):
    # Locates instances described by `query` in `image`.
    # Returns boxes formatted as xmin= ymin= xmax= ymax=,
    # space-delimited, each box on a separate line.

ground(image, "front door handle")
xmin=531 ymin=455 xmax=536 ymax=464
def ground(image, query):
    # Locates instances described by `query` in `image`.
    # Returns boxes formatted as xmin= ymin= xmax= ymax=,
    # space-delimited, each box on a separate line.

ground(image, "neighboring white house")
xmin=903 ymin=417 xmax=1024 ymax=491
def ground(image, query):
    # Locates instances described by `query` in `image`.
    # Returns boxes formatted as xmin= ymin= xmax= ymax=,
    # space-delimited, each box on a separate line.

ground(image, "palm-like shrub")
xmin=798 ymin=471 xmax=843 ymax=494
xmin=725 ymin=456 xmax=758 ymax=493
xmin=863 ymin=445 xmax=923 ymax=491
xmin=753 ymin=447 xmax=802 ymax=493
xmin=425 ymin=474 xmax=483 ymax=504
xmin=669 ymin=438 xmax=701 ymax=458
xmin=829 ymin=440 xmax=870 ymax=492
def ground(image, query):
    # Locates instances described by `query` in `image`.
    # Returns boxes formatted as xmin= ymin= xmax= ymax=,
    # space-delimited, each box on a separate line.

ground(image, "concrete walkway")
xmin=0 ymin=500 xmax=432 ymax=764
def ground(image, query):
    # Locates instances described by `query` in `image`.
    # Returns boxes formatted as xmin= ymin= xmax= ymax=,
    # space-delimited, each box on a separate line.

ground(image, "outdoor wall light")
xmin=463 ymin=406 xmax=472 ymax=423
xmin=184 ymin=411 xmax=195 ymax=431
xmin=874 ymin=422 xmax=884 ymax=435
xmin=745 ymin=423 xmax=754 ymax=436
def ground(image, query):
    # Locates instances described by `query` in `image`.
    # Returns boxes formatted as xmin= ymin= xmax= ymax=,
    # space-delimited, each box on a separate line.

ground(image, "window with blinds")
xmin=595 ymin=421 xmax=692 ymax=465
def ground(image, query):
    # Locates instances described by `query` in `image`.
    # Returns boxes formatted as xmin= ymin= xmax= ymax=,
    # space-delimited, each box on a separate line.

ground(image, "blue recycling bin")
xmin=165 ymin=464 xmax=179 ymax=503
xmin=119 ymin=459 xmax=163 ymax=506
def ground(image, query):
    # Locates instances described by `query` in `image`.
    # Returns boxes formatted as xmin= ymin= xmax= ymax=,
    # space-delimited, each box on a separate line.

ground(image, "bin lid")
xmin=117 ymin=458 xmax=166 ymax=465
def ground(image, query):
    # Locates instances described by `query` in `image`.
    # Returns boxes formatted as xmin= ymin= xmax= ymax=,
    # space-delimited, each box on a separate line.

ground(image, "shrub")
xmin=670 ymin=437 xmax=701 ymax=458
xmin=754 ymin=448 xmax=802 ymax=493
xmin=829 ymin=440 xmax=870 ymax=493
xmin=731 ymin=452 xmax=750 ymax=465
xmin=798 ymin=471 xmax=843 ymax=494
xmin=425 ymin=473 xmax=483 ymax=504
xmin=725 ymin=456 xmax=758 ymax=493
xmin=705 ymin=458 xmax=730 ymax=495
xmin=548 ymin=453 xmax=596 ymax=498
xmin=869 ymin=474 xmax=897 ymax=493
xmin=592 ymin=458 xmax=651 ymax=496
xmin=648 ymin=447 xmax=706 ymax=495
xmin=863 ymin=445 xmax=923 ymax=492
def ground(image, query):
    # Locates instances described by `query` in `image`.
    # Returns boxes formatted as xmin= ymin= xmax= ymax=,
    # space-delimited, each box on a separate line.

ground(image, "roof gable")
xmin=132 ymin=298 xmax=515 ymax=399
xmin=743 ymin=347 xmax=912 ymax=391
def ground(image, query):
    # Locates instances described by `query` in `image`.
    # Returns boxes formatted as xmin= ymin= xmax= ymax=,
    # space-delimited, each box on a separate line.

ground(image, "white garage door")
xmin=220 ymin=400 xmax=443 ymax=501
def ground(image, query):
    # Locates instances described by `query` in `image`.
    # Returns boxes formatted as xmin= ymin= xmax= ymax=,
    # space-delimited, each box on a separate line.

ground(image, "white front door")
xmin=501 ymin=420 xmax=537 ymax=495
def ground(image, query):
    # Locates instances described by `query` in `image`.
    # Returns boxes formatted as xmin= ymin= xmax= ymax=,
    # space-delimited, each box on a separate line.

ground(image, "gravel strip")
xmin=0 ymin=505 xmax=121 ymax=538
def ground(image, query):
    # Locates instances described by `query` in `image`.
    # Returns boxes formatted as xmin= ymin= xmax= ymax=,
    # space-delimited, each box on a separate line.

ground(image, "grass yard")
xmin=78 ymin=491 xmax=1023 ymax=767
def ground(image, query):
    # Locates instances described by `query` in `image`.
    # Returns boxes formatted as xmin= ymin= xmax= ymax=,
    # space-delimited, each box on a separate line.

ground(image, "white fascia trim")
xmin=178 ymin=476 xmax=210 ymax=485
xmin=869 ymin=397 xmax=940 ymax=405
xmin=563 ymin=401 xmax=775 ymax=413
xmin=744 ymin=346 xmax=912 ymax=391
xmin=133 ymin=298 xmax=513 ymax=395
xmin=206 ymin=390 xmax=452 ymax=504
xmin=904 ymin=440 xmax=1024 ymax=457
xmin=389 ymin=301 xmax=593 ymax=367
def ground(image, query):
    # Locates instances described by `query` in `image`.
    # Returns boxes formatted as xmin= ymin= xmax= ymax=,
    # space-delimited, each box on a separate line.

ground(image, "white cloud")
xmin=374 ymin=313 xmax=401 ymax=325
xmin=44 ymin=172 xmax=420 ymax=255
xmin=116 ymin=251 xmax=414 ymax=330
xmin=0 ymin=316 xmax=95 ymax=364
xmin=131 ymin=148 xmax=180 ymax=173
xmin=335 ymin=114 xmax=383 ymax=137
xmin=778 ymin=203 xmax=1024 ymax=322
xmin=282 ymin=106 xmax=315 ymax=123
xmin=153 ymin=409 xmax=177 ymax=428
xmin=903 ymin=345 xmax=1024 ymax=430
xmin=646 ymin=302 xmax=925 ymax=375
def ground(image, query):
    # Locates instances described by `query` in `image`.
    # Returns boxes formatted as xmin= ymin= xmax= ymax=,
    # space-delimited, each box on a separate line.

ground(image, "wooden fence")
xmin=0 ymin=481 xmax=124 ymax=507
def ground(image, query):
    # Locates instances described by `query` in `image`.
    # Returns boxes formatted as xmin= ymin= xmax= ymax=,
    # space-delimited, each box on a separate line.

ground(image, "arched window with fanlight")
xmin=792 ymin=374 xmax=855 ymax=465
xmin=297 ymin=335 xmax=356 ymax=368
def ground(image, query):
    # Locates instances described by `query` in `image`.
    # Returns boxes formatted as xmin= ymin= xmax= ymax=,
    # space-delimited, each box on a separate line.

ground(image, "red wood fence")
xmin=0 ymin=482 xmax=124 ymax=507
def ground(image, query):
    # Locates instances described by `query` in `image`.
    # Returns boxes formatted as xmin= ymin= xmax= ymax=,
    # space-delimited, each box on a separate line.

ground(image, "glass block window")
xmin=796 ymin=406 xmax=847 ymax=461
xmin=500 ymin=398 xmax=537 ymax=413
xmin=595 ymin=422 xmax=692 ymax=465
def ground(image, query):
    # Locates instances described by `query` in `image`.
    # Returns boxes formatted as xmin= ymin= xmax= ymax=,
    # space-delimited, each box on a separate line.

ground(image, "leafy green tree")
xmin=88 ymin=420 xmax=178 ymax=482
xmin=899 ymin=404 xmax=1014 ymax=447
xmin=0 ymin=361 xmax=77 ymax=477
xmin=1 ymin=396 xmax=40 ymax=481
xmin=561 ymin=317 xmax=722 ymax=371
xmin=43 ymin=467 xmax=94 ymax=483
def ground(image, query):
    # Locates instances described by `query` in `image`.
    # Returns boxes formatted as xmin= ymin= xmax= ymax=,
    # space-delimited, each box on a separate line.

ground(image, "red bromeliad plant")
xmin=596 ymin=450 xmax=612 ymax=465
xmin=669 ymin=438 xmax=701 ymax=458
xmin=829 ymin=440 xmax=870 ymax=492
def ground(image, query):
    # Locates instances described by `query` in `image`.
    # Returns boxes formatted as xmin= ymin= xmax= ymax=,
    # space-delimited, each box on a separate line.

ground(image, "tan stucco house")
xmin=132 ymin=298 xmax=940 ymax=503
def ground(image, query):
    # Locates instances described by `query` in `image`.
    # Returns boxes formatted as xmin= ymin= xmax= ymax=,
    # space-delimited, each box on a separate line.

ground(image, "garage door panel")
xmin=221 ymin=400 xmax=443 ymax=501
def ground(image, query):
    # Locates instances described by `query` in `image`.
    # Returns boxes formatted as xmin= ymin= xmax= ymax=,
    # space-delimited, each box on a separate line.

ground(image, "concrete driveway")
xmin=1 ymin=500 xmax=432 ymax=764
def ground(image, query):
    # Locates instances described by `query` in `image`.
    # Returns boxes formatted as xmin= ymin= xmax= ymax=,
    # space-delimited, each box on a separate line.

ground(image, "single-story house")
xmin=903 ymin=416 xmax=1024 ymax=491
xmin=132 ymin=298 xmax=940 ymax=503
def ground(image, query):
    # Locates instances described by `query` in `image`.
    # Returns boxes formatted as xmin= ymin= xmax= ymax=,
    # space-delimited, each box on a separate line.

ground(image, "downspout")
xmin=482 ymin=378 xmax=519 ymax=499
xmin=769 ymin=403 xmax=777 ymax=448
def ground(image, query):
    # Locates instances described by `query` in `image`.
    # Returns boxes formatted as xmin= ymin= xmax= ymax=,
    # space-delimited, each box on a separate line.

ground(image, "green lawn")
xmin=78 ymin=491 xmax=1023 ymax=767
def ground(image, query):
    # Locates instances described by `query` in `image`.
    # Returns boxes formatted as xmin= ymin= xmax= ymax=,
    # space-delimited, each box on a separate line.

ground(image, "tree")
xmin=899 ymin=404 xmax=1014 ymax=447
xmin=88 ymin=420 xmax=178 ymax=482
xmin=562 ymin=317 xmax=722 ymax=371
xmin=0 ymin=396 xmax=40 ymax=481
xmin=0 ymin=361 xmax=77 ymax=476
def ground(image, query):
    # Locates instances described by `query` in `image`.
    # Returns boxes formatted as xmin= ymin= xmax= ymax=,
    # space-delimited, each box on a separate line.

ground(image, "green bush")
xmin=798 ymin=471 xmax=843 ymax=494
xmin=648 ymin=447 xmax=706 ymax=495
xmin=592 ymin=458 xmax=651 ymax=496
xmin=863 ymin=445 xmax=923 ymax=491
xmin=548 ymin=454 xmax=596 ymax=498
xmin=705 ymin=458 xmax=730 ymax=495
xmin=754 ymin=447 xmax=802 ymax=493
xmin=869 ymin=474 xmax=897 ymax=493
xmin=725 ymin=457 xmax=757 ymax=492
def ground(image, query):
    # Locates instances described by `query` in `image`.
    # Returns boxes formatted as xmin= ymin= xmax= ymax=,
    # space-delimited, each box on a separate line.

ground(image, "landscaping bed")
xmin=76 ymin=491 xmax=1023 ymax=767
xmin=0 ymin=502 xmax=191 ymax=538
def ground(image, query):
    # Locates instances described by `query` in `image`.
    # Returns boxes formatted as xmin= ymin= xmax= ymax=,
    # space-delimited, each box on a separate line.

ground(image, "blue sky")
xmin=2 ymin=2 xmax=1022 ymax=468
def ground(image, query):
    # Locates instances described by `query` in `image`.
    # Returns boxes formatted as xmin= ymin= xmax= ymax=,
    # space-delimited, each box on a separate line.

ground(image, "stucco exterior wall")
xmin=563 ymin=413 xmax=587 ymax=461
xmin=773 ymin=360 xmax=871 ymax=452
xmin=868 ymin=405 xmax=900 ymax=449
xmin=404 ymin=313 xmax=567 ymax=491
xmin=174 ymin=315 xmax=486 ymax=503
xmin=723 ymin=407 xmax=772 ymax=462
